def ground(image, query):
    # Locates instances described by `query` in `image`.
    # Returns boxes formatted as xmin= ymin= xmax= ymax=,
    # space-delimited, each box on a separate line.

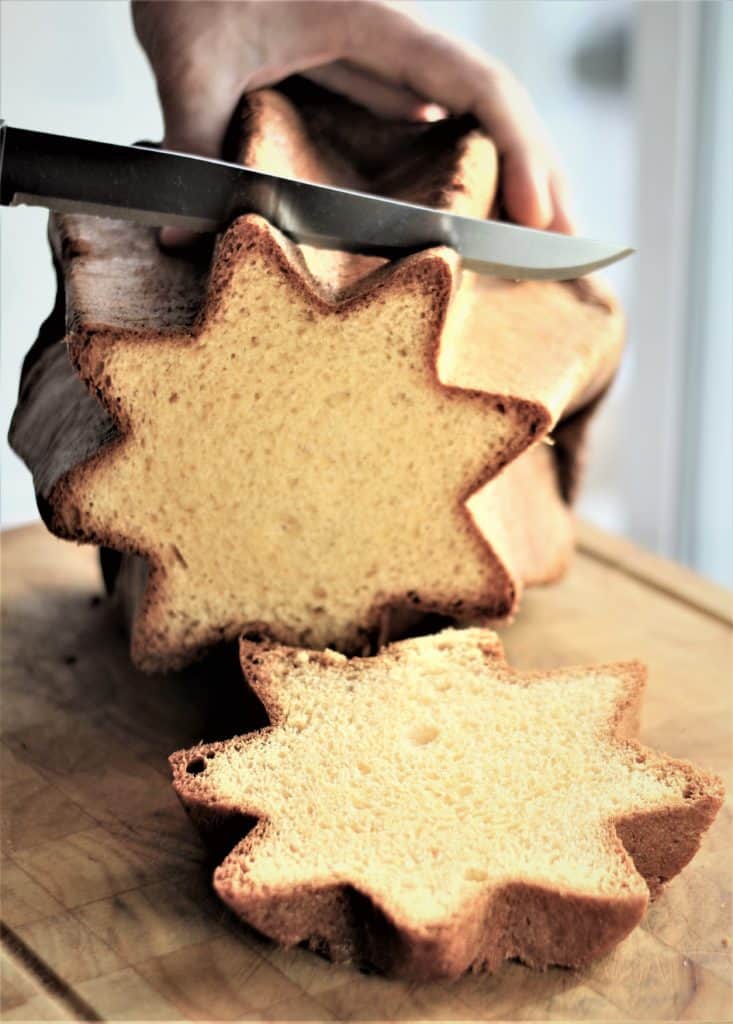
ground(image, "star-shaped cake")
xmin=170 ymin=628 xmax=723 ymax=981
xmin=9 ymin=82 xmax=624 ymax=671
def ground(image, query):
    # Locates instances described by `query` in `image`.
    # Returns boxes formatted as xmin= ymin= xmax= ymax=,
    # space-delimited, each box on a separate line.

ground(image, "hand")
xmin=133 ymin=0 xmax=575 ymax=239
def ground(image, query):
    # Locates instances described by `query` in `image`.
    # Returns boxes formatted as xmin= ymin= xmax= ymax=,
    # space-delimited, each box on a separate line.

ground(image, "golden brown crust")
xmin=615 ymin=757 xmax=725 ymax=897
xmin=169 ymin=630 xmax=724 ymax=981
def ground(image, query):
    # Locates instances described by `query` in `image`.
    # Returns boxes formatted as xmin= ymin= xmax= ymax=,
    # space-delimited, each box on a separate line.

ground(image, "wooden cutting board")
xmin=1 ymin=522 xmax=731 ymax=1022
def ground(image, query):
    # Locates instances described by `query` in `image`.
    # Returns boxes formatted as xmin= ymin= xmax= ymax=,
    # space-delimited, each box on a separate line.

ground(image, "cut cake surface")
xmin=9 ymin=82 xmax=624 ymax=671
xmin=170 ymin=627 xmax=724 ymax=981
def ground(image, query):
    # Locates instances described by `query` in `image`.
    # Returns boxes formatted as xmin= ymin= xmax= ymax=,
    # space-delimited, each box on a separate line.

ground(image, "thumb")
xmin=159 ymin=79 xmax=235 ymax=160
xmin=156 ymin=54 xmax=243 ymax=157
xmin=133 ymin=1 xmax=237 ymax=160
xmin=156 ymin=79 xmax=238 ymax=248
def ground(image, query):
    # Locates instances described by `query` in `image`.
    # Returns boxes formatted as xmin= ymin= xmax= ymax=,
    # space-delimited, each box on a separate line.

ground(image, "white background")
xmin=1 ymin=0 xmax=730 ymax=587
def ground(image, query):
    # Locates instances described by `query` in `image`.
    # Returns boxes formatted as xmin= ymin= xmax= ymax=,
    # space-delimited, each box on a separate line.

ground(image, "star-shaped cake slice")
xmin=9 ymin=84 xmax=624 ymax=671
xmin=170 ymin=628 xmax=723 ymax=980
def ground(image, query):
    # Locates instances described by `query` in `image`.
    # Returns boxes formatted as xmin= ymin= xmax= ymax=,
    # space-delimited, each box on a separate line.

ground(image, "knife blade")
xmin=0 ymin=122 xmax=632 ymax=280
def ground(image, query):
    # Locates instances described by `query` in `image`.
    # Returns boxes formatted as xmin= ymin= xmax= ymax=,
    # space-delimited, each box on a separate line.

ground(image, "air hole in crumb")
xmin=683 ymin=784 xmax=696 ymax=800
xmin=356 ymin=761 xmax=371 ymax=775
xmin=206 ymin=752 xmax=216 ymax=760
xmin=465 ymin=868 xmax=488 ymax=883
xmin=169 ymin=392 xmax=179 ymax=403
xmin=409 ymin=724 xmax=439 ymax=746
xmin=63 ymin=654 xmax=78 ymax=666
xmin=186 ymin=757 xmax=206 ymax=775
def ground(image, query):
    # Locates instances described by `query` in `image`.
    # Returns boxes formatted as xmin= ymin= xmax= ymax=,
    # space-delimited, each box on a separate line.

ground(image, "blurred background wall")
xmin=1 ymin=0 xmax=731 ymax=587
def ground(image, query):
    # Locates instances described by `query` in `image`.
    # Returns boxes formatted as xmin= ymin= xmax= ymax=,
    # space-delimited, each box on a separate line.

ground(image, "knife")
xmin=0 ymin=122 xmax=632 ymax=280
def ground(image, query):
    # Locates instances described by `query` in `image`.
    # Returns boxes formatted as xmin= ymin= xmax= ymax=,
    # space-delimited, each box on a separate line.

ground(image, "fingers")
xmin=157 ymin=84 xmax=233 ymax=248
xmin=501 ymin=147 xmax=553 ymax=230
xmin=304 ymin=61 xmax=445 ymax=121
xmin=500 ymin=151 xmax=576 ymax=233
xmin=158 ymin=70 xmax=239 ymax=161
xmin=133 ymin=1 xmax=238 ymax=159
xmin=341 ymin=2 xmax=573 ymax=231
xmin=465 ymin=68 xmax=563 ymax=229
xmin=547 ymin=171 xmax=578 ymax=235
xmin=135 ymin=0 xmax=574 ymax=238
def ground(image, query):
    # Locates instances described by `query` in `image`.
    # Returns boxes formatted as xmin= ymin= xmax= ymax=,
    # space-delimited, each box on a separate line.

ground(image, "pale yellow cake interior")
xmin=65 ymin=223 xmax=533 ymax=664
xmin=181 ymin=629 xmax=697 ymax=928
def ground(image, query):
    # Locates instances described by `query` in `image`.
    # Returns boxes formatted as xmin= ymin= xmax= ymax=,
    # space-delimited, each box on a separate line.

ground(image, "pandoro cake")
xmin=9 ymin=80 xmax=625 ymax=672
xmin=170 ymin=627 xmax=723 ymax=980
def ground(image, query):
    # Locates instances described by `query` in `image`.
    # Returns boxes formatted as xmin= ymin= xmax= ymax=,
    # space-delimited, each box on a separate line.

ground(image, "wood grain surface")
xmin=1 ymin=522 xmax=731 ymax=1022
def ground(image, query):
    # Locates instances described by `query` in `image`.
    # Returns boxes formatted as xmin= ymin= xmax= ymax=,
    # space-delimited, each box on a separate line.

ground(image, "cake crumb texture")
xmin=170 ymin=627 xmax=723 ymax=981
xmin=8 ymin=81 xmax=625 ymax=671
